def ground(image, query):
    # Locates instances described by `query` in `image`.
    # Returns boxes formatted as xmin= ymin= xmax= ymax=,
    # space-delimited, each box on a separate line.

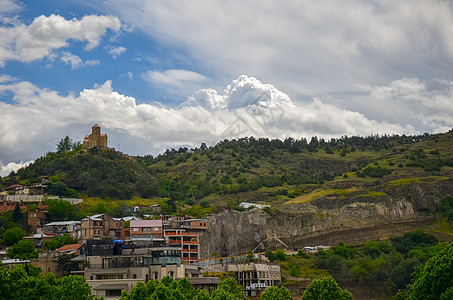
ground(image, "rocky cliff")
xmin=199 ymin=178 xmax=453 ymax=259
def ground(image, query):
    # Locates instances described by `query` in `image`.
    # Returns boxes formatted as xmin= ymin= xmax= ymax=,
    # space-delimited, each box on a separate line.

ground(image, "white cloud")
xmin=0 ymin=160 xmax=34 ymax=177
xmin=143 ymin=69 xmax=207 ymax=87
xmin=107 ymin=0 xmax=453 ymax=98
xmin=2 ymin=74 xmax=445 ymax=170
xmin=105 ymin=45 xmax=127 ymax=58
xmin=0 ymin=74 xmax=17 ymax=83
xmin=60 ymin=52 xmax=84 ymax=69
xmin=85 ymin=59 xmax=100 ymax=66
xmin=59 ymin=52 xmax=100 ymax=69
xmin=142 ymin=69 xmax=209 ymax=100
xmin=0 ymin=13 xmax=121 ymax=66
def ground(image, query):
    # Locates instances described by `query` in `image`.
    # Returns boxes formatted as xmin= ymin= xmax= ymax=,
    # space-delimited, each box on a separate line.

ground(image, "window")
xmin=143 ymin=227 xmax=151 ymax=232
xmin=132 ymin=228 xmax=139 ymax=232
xmin=168 ymin=271 xmax=174 ymax=278
xmin=106 ymin=290 xmax=122 ymax=297
xmin=133 ymin=274 xmax=137 ymax=279
xmin=152 ymin=227 xmax=159 ymax=231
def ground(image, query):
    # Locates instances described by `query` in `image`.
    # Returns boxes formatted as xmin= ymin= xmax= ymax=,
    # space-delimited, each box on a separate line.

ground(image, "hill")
xmin=1 ymin=130 xmax=453 ymax=213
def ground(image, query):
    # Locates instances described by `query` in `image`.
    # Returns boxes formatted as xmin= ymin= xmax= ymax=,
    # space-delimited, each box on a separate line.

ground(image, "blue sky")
xmin=1 ymin=0 xmax=453 ymax=176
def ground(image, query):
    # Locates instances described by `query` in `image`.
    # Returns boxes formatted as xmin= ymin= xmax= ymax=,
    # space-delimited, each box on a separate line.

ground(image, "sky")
xmin=1 ymin=0 xmax=453 ymax=176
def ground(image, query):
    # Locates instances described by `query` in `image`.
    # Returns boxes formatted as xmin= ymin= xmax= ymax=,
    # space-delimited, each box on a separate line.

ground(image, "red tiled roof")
xmin=93 ymin=124 xmax=100 ymax=127
xmin=56 ymin=243 xmax=83 ymax=252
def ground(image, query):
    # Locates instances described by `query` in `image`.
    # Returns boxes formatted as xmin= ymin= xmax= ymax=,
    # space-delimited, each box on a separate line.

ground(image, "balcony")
xmin=182 ymin=249 xmax=198 ymax=253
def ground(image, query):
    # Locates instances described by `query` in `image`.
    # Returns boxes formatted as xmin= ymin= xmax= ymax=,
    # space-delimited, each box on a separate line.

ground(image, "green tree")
xmin=7 ymin=240 xmax=38 ymax=259
xmin=260 ymin=286 xmax=293 ymax=299
xmin=12 ymin=203 xmax=23 ymax=224
xmin=399 ymin=242 xmax=453 ymax=300
xmin=211 ymin=278 xmax=246 ymax=300
xmin=440 ymin=197 xmax=453 ymax=221
xmin=57 ymin=136 xmax=74 ymax=154
xmin=46 ymin=199 xmax=84 ymax=222
xmin=275 ymin=248 xmax=287 ymax=261
xmin=2 ymin=226 xmax=26 ymax=246
xmin=301 ymin=277 xmax=352 ymax=300
xmin=45 ymin=233 xmax=77 ymax=250
xmin=265 ymin=249 xmax=276 ymax=262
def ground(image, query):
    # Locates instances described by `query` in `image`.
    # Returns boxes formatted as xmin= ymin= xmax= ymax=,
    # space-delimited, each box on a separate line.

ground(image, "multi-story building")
xmin=42 ymin=221 xmax=82 ymax=239
xmin=164 ymin=229 xmax=200 ymax=264
xmin=81 ymin=214 xmax=123 ymax=240
xmin=28 ymin=210 xmax=49 ymax=232
xmin=129 ymin=219 xmax=163 ymax=240
xmin=204 ymin=262 xmax=282 ymax=297
xmin=162 ymin=218 xmax=208 ymax=263
xmin=71 ymin=240 xmax=184 ymax=299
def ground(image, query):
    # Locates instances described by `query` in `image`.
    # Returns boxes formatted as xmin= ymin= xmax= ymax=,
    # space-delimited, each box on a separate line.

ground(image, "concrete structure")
xmin=30 ymin=257 xmax=61 ymax=277
xmin=81 ymin=214 xmax=122 ymax=240
xmin=130 ymin=219 xmax=163 ymax=240
xmin=43 ymin=221 xmax=82 ymax=239
xmin=23 ymin=233 xmax=54 ymax=248
xmin=83 ymin=124 xmax=108 ymax=149
xmin=72 ymin=241 xmax=184 ymax=299
xmin=28 ymin=210 xmax=49 ymax=232
xmin=0 ymin=200 xmax=26 ymax=212
xmin=205 ymin=262 xmax=281 ymax=297
xmin=164 ymin=229 xmax=200 ymax=264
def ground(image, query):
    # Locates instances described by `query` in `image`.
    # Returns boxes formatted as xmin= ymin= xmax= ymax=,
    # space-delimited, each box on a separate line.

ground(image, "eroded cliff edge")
xmin=199 ymin=178 xmax=453 ymax=259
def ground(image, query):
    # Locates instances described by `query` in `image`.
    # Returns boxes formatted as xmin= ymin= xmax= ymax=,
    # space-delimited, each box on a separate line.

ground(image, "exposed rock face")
xmin=199 ymin=179 xmax=453 ymax=259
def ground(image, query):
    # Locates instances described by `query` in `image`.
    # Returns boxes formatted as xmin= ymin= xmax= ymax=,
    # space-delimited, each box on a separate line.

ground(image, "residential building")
xmin=42 ymin=221 xmax=82 ymax=239
xmin=23 ymin=233 xmax=54 ymax=248
xmin=129 ymin=219 xmax=163 ymax=240
xmin=28 ymin=209 xmax=49 ymax=232
xmin=204 ymin=262 xmax=281 ymax=297
xmin=0 ymin=200 xmax=26 ymax=212
xmin=164 ymin=229 xmax=200 ymax=264
xmin=81 ymin=214 xmax=122 ymax=240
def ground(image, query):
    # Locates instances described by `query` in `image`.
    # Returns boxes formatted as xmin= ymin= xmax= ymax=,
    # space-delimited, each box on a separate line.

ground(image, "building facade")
xmin=83 ymin=124 xmax=108 ymax=149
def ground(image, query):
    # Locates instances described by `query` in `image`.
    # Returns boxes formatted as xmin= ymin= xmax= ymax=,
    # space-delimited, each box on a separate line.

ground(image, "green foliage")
xmin=301 ymin=276 xmax=352 ymax=300
xmin=390 ymin=229 xmax=438 ymax=255
xmin=12 ymin=203 xmax=23 ymax=224
xmin=7 ymin=240 xmax=38 ymax=259
xmin=2 ymin=226 xmax=26 ymax=246
xmin=357 ymin=165 xmax=391 ymax=178
xmin=259 ymin=286 xmax=293 ymax=299
xmin=397 ymin=242 xmax=453 ymax=300
xmin=45 ymin=199 xmax=85 ymax=222
xmin=441 ymin=197 xmax=453 ymax=221
xmin=120 ymin=276 xmax=225 ymax=300
xmin=57 ymin=136 xmax=82 ymax=154
xmin=0 ymin=265 xmax=100 ymax=300
xmin=44 ymin=233 xmax=77 ymax=250
xmin=265 ymin=249 xmax=276 ymax=262
xmin=211 ymin=278 xmax=246 ymax=300
xmin=275 ymin=248 xmax=287 ymax=261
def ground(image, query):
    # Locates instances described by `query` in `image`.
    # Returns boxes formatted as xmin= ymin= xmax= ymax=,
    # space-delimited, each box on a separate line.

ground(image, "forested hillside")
xmin=1 ymin=130 xmax=453 ymax=212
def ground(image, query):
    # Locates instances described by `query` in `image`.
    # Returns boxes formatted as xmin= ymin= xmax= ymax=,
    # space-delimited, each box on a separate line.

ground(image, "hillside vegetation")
xmin=1 ymin=131 xmax=453 ymax=213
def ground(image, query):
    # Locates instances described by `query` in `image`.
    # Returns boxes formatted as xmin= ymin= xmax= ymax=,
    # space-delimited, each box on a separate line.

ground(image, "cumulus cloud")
xmin=0 ymin=13 xmax=121 ymax=66
xmin=59 ymin=52 xmax=99 ymax=69
xmin=3 ymin=74 xmax=448 ymax=176
xmin=142 ymin=69 xmax=209 ymax=100
xmin=105 ymin=45 xmax=127 ymax=58
xmin=107 ymin=0 xmax=453 ymax=98
xmin=0 ymin=160 xmax=34 ymax=177
xmin=143 ymin=69 xmax=207 ymax=87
